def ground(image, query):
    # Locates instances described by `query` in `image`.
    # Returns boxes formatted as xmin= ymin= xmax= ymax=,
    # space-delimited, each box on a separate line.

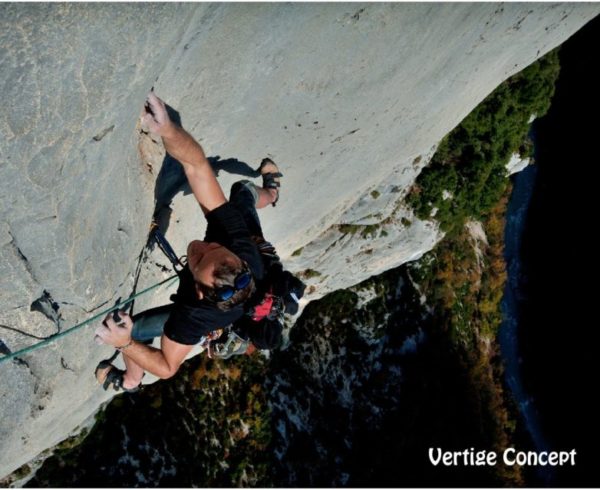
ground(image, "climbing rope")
xmin=0 ymin=274 xmax=179 ymax=366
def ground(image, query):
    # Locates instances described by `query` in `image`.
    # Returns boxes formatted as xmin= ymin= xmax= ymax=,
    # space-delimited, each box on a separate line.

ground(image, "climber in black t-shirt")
xmin=93 ymin=91 xmax=282 ymax=392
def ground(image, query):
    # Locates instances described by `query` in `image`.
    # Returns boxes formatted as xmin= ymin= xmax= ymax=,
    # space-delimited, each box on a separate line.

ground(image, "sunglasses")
xmin=211 ymin=270 xmax=253 ymax=302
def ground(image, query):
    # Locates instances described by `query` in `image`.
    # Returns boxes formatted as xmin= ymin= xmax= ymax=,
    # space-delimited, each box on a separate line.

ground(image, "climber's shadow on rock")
xmin=152 ymin=105 xmax=259 ymax=236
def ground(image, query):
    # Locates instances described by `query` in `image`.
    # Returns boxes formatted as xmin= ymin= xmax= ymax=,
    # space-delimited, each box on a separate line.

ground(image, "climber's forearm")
xmin=161 ymin=124 xmax=210 ymax=172
xmin=142 ymin=91 xmax=226 ymax=212
xmin=162 ymin=125 xmax=227 ymax=213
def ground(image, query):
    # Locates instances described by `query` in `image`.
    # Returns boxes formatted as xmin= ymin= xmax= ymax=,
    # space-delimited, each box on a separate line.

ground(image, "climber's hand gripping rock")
xmin=94 ymin=311 xmax=134 ymax=350
xmin=141 ymin=90 xmax=174 ymax=137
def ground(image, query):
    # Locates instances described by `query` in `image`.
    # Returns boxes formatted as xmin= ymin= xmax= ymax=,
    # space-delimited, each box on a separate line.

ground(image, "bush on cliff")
xmin=408 ymin=49 xmax=560 ymax=231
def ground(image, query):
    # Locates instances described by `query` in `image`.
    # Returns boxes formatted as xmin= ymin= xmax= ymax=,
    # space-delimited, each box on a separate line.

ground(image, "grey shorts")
xmin=131 ymin=304 xmax=172 ymax=342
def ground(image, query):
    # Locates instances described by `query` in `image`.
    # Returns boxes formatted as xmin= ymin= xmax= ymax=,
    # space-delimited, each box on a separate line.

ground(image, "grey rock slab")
xmin=0 ymin=3 xmax=198 ymax=478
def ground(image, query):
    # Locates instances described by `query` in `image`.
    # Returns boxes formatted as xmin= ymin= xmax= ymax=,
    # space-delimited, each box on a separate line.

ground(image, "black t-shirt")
xmin=163 ymin=202 xmax=264 ymax=345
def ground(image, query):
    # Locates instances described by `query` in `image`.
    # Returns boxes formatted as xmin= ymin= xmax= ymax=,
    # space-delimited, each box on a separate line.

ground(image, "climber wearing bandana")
xmin=93 ymin=91 xmax=282 ymax=391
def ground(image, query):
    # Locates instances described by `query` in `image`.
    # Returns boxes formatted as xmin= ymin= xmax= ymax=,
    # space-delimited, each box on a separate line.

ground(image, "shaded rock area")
xmin=1 ymin=3 xmax=598 ymax=480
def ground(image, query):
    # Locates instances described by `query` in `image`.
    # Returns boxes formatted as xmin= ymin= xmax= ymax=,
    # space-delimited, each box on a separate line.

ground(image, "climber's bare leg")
xmin=122 ymin=355 xmax=144 ymax=389
xmin=255 ymin=187 xmax=278 ymax=209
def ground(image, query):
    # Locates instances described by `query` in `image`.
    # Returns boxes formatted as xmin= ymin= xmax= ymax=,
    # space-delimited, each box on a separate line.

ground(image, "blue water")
xmin=498 ymin=164 xmax=552 ymax=482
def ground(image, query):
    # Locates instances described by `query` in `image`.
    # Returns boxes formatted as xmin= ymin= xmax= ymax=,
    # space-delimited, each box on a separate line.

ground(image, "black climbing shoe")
xmin=95 ymin=360 xmax=141 ymax=393
xmin=257 ymin=158 xmax=283 ymax=207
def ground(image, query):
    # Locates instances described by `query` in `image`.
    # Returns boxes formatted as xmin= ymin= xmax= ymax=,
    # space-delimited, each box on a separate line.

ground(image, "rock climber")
xmin=94 ymin=91 xmax=283 ymax=391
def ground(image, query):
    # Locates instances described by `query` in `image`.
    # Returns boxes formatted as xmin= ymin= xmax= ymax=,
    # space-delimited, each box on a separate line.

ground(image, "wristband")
xmin=117 ymin=339 xmax=134 ymax=351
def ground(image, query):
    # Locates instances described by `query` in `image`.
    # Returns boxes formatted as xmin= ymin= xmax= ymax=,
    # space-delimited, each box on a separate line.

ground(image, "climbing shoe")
xmin=95 ymin=360 xmax=141 ymax=393
xmin=257 ymin=158 xmax=283 ymax=207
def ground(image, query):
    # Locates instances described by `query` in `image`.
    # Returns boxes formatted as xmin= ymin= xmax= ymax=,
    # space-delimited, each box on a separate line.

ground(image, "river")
xmin=499 ymin=162 xmax=553 ymax=483
xmin=499 ymin=13 xmax=600 ymax=486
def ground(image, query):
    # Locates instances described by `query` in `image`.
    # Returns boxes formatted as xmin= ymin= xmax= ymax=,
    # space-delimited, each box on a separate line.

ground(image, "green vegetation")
xmin=291 ymin=247 xmax=304 ymax=257
xmin=314 ymin=288 xmax=359 ymax=313
xmin=360 ymin=224 xmax=379 ymax=239
xmin=407 ymin=190 xmax=521 ymax=485
xmin=338 ymin=223 xmax=381 ymax=239
xmin=269 ymin=198 xmax=520 ymax=484
xmin=277 ymin=51 xmax=562 ymax=485
xmin=337 ymin=50 xmax=559 ymax=244
xmin=338 ymin=224 xmax=361 ymax=235
xmin=410 ymin=193 xmax=509 ymax=346
xmin=408 ymin=50 xmax=560 ymax=232
xmin=1 ymin=463 xmax=32 ymax=485
xmin=301 ymin=268 xmax=322 ymax=279
xmin=54 ymin=427 xmax=90 ymax=453
xmin=27 ymin=355 xmax=273 ymax=487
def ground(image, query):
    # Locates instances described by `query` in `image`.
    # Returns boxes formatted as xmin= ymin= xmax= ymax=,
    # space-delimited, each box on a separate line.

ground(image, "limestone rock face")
xmin=0 ymin=3 xmax=598 ymax=480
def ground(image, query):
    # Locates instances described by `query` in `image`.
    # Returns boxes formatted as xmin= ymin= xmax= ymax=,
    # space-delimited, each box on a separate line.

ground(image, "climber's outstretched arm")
xmin=119 ymin=335 xmax=193 ymax=380
xmin=142 ymin=91 xmax=226 ymax=215
xmin=95 ymin=312 xmax=193 ymax=379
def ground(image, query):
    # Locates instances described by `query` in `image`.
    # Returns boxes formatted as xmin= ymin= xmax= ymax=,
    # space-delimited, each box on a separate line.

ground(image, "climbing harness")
xmin=208 ymin=327 xmax=252 ymax=360
xmin=0 ymin=274 xmax=178 ymax=366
